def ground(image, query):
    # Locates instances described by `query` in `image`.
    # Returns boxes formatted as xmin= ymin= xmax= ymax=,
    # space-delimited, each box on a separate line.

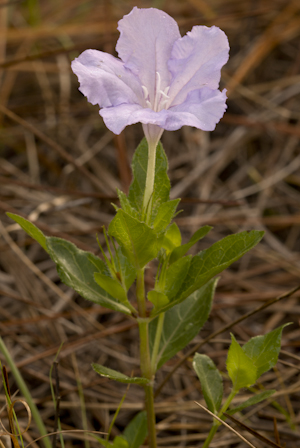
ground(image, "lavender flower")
xmin=71 ymin=7 xmax=229 ymax=148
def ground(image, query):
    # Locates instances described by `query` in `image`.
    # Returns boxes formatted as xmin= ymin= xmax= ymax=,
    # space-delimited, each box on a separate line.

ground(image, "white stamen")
xmin=141 ymin=85 xmax=149 ymax=100
xmin=155 ymin=71 xmax=161 ymax=94
xmin=160 ymin=98 xmax=169 ymax=109
xmin=142 ymin=72 xmax=170 ymax=111
xmin=159 ymin=90 xmax=169 ymax=99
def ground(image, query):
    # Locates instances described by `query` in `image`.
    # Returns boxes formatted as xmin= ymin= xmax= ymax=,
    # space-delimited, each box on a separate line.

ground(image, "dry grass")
xmin=0 ymin=0 xmax=300 ymax=447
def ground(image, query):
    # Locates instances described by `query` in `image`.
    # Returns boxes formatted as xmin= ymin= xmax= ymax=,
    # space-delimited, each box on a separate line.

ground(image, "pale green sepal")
xmin=123 ymin=411 xmax=148 ymax=448
xmin=227 ymin=390 xmax=276 ymax=415
xmin=108 ymin=209 xmax=158 ymax=269
xmin=227 ymin=334 xmax=257 ymax=391
xmin=169 ymin=225 xmax=212 ymax=265
xmin=94 ymin=272 xmax=128 ymax=304
xmin=150 ymin=279 xmax=217 ymax=370
xmin=193 ymin=353 xmax=223 ymax=414
xmin=178 ymin=230 xmax=264 ymax=302
xmin=46 ymin=237 xmax=131 ymax=314
xmin=7 ymin=212 xmax=48 ymax=252
xmin=148 ymin=290 xmax=169 ymax=309
xmin=152 ymin=199 xmax=180 ymax=234
xmin=128 ymin=138 xmax=170 ymax=217
xmin=92 ymin=364 xmax=149 ymax=385
xmin=242 ymin=323 xmax=291 ymax=379
xmin=162 ymin=222 xmax=181 ymax=252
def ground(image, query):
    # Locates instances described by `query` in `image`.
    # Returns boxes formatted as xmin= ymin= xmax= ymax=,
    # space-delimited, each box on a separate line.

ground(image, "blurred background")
xmin=1 ymin=0 xmax=300 ymax=447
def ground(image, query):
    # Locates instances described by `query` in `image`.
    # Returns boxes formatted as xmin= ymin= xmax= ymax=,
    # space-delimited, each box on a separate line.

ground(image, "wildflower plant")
xmin=7 ymin=6 xmax=288 ymax=448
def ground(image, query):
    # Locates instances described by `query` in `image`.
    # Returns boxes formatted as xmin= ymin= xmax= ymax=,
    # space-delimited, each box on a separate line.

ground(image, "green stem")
xmin=150 ymin=312 xmax=164 ymax=373
xmin=143 ymin=139 xmax=157 ymax=224
xmin=218 ymin=389 xmax=237 ymax=417
xmin=0 ymin=337 xmax=51 ymax=448
xmin=138 ymin=320 xmax=157 ymax=448
xmin=136 ymin=269 xmax=147 ymax=317
xmin=202 ymin=389 xmax=237 ymax=448
xmin=201 ymin=422 xmax=219 ymax=448
xmin=136 ymin=269 xmax=157 ymax=448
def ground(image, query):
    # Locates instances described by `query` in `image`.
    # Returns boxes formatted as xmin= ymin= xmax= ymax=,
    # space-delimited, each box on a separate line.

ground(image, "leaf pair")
xmin=193 ymin=324 xmax=289 ymax=415
xmin=6 ymin=213 xmax=133 ymax=315
xmin=227 ymin=323 xmax=291 ymax=391
xmin=151 ymin=229 xmax=264 ymax=317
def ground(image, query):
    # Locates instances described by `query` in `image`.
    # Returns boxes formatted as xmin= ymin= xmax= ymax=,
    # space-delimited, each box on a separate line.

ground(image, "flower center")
xmin=142 ymin=72 xmax=170 ymax=112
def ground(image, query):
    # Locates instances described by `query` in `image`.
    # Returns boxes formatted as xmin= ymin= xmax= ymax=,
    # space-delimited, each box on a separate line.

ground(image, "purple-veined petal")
xmin=168 ymin=26 xmax=229 ymax=106
xmin=71 ymin=49 xmax=143 ymax=108
xmin=116 ymin=7 xmax=181 ymax=106
xmin=100 ymin=87 xmax=226 ymax=134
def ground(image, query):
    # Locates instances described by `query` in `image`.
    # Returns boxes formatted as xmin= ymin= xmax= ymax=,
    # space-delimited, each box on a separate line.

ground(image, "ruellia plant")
xmin=7 ymin=6 xmax=288 ymax=448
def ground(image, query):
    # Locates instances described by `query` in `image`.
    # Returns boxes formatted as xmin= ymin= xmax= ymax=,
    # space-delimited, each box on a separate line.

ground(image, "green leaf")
xmin=92 ymin=364 xmax=149 ymax=385
xmin=242 ymin=324 xmax=291 ymax=379
xmin=113 ymin=437 xmax=128 ymax=448
xmin=128 ymin=138 xmax=170 ymax=217
xmin=7 ymin=213 xmax=48 ymax=252
xmin=46 ymin=237 xmax=131 ymax=314
xmin=193 ymin=353 xmax=223 ymax=414
xmin=123 ymin=411 xmax=148 ymax=448
xmin=163 ymin=255 xmax=192 ymax=301
xmin=227 ymin=390 xmax=276 ymax=415
xmin=152 ymin=199 xmax=180 ymax=234
xmin=162 ymin=222 xmax=181 ymax=252
xmin=117 ymin=189 xmax=139 ymax=219
xmin=114 ymin=247 xmax=136 ymax=291
xmin=93 ymin=438 xmax=113 ymax=448
xmin=226 ymin=334 xmax=257 ymax=391
xmin=94 ymin=272 xmax=128 ymax=304
xmin=96 ymin=437 xmax=128 ymax=448
xmin=109 ymin=210 xmax=158 ymax=269
xmin=148 ymin=290 xmax=169 ymax=309
xmin=169 ymin=226 xmax=212 ymax=265
xmin=178 ymin=230 xmax=264 ymax=301
xmin=149 ymin=279 xmax=217 ymax=370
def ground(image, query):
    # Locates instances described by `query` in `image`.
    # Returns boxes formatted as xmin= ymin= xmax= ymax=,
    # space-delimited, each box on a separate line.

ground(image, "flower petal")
xmin=168 ymin=26 xmax=229 ymax=106
xmin=100 ymin=87 xmax=226 ymax=134
xmin=100 ymin=104 xmax=149 ymax=134
xmin=169 ymin=87 xmax=227 ymax=131
xmin=116 ymin=7 xmax=181 ymax=105
xmin=71 ymin=49 xmax=142 ymax=108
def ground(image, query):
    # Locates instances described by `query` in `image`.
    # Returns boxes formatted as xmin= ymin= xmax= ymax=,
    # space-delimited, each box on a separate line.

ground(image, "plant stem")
xmin=150 ymin=312 xmax=164 ymax=373
xmin=0 ymin=337 xmax=51 ymax=448
xmin=202 ymin=389 xmax=237 ymax=448
xmin=201 ymin=422 xmax=219 ymax=448
xmin=136 ymin=269 xmax=157 ymax=448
